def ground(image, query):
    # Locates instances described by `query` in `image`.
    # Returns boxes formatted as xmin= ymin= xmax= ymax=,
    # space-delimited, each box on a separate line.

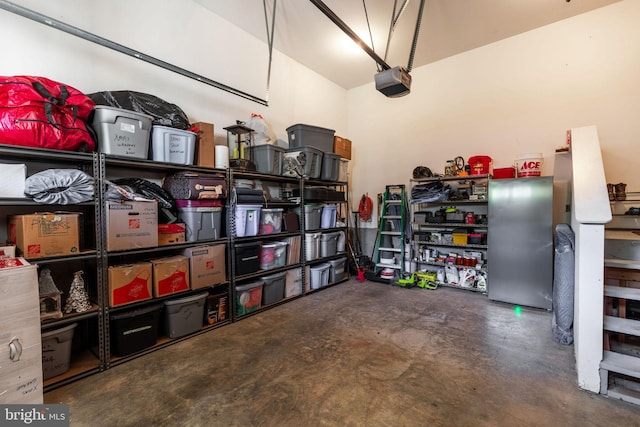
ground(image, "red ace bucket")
xmin=515 ymin=153 xmax=543 ymax=178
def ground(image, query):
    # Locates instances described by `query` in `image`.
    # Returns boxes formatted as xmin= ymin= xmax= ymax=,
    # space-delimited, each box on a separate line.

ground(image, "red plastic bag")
xmin=0 ymin=75 xmax=95 ymax=152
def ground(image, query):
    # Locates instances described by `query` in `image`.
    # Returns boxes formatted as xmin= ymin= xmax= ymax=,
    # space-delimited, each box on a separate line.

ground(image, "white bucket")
xmin=515 ymin=153 xmax=543 ymax=178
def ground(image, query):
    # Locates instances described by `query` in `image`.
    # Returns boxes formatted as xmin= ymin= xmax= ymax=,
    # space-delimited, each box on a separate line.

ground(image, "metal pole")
xmin=0 ymin=0 xmax=269 ymax=106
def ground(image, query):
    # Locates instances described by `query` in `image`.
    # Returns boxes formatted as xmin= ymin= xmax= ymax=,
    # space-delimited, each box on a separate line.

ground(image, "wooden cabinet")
xmin=0 ymin=264 xmax=43 ymax=404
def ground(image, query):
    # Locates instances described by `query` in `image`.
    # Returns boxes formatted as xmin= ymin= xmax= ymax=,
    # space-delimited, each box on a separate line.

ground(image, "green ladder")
xmin=373 ymin=184 xmax=408 ymax=282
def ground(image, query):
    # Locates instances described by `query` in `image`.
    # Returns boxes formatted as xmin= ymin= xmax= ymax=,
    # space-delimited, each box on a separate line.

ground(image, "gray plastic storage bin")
xmin=92 ymin=106 xmax=153 ymax=158
xmin=286 ymin=124 xmax=335 ymax=153
xmin=249 ymin=145 xmax=284 ymax=175
xmin=282 ymin=146 xmax=323 ymax=179
xmin=294 ymin=204 xmax=323 ymax=230
xmin=164 ymin=292 xmax=208 ymax=338
xmin=327 ymin=257 xmax=347 ymax=283
xmin=41 ymin=323 xmax=77 ymax=380
xmin=320 ymin=231 xmax=341 ymax=257
xmin=261 ymin=271 xmax=287 ymax=305
xmin=321 ymin=152 xmax=341 ymax=181
xmin=176 ymin=200 xmax=222 ymax=242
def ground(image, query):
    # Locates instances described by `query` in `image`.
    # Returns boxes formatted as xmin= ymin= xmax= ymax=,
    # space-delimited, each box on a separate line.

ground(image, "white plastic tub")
xmin=309 ymin=263 xmax=331 ymax=289
xmin=305 ymin=232 xmax=321 ymax=262
xmin=321 ymin=205 xmax=337 ymax=229
xmin=151 ymin=125 xmax=196 ymax=165
xmin=234 ymin=205 xmax=262 ymax=237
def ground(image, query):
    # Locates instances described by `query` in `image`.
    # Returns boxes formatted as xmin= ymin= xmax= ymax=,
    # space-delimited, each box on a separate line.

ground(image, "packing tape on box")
xmin=215 ymin=146 xmax=229 ymax=169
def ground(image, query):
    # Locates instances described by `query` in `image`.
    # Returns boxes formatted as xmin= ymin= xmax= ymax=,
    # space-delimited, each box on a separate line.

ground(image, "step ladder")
xmin=600 ymin=257 xmax=640 ymax=405
xmin=372 ymin=184 xmax=408 ymax=283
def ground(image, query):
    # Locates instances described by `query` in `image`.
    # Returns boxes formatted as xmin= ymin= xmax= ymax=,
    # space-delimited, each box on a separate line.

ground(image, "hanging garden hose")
xmin=358 ymin=193 xmax=373 ymax=222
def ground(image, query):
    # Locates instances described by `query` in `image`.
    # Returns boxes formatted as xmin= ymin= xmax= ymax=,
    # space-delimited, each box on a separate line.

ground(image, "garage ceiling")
xmin=196 ymin=0 xmax=619 ymax=89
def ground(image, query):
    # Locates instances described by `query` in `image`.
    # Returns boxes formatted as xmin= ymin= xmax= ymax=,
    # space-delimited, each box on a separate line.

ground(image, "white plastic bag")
xmin=246 ymin=113 xmax=276 ymax=145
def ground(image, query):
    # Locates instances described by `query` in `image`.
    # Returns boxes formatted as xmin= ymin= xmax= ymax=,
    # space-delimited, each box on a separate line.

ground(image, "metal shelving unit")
xmin=228 ymin=169 xmax=304 ymax=321
xmin=409 ymin=174 xmax=490 ymax=292
xmin=1 ymin=144 xmax=351 ymax=391
xmin=299 ymin=177 xmax=350 ymax=293
xmin=0 ymin=145 xmax=103 ymax=391
xmin=98 ymin=154 xmax=231 ymax=369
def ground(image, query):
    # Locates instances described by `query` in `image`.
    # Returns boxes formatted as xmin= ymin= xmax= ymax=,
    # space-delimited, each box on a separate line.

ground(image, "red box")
xmin=158 ymin=223 xmax=186 ymax=246
xmin=493 ymin=167 xmax=515 ymax=179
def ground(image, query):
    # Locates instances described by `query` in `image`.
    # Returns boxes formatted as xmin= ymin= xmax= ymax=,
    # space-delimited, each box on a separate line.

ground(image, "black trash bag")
xmin=111 ymin=177 xmax=178 ymax=224
xmin=88 ymin=90 xmax=190 ymax=130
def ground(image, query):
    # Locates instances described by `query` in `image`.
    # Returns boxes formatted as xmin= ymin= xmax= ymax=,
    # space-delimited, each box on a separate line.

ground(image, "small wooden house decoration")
xmin=38 ymin=268 xmax=62 ymax=320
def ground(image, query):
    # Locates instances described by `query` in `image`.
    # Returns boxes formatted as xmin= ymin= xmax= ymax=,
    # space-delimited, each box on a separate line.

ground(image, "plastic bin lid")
xmin=236 ymin=281 xmax=264 ymax=291
xmin=259 ymin=271 xmax=287 ymax=281
xmin=285 ymin=146 xmax=324 ymax=154
xmin=249 ymin=144 xmax=284 ymax=152
xmin=323 ymin=152 xmax=342 ymax=160
xmin=310 ymin=262 xmax=331 ymax=271
xmin=164 ymin=292 xmax=208 ymax=306
xmin=235 ymin=241 xmax=262 ymax=249
xmin=261 ymin=243 xmax=278 ymax=248
xmin=327 ymin=257 xmax=347 ymax=266
xmin=321 ymin=231 xmax=342 ymax=239
xmin=261 ymin=208 xmax=284 ymax=212
xmin=235 ymin=204 xmax=263 ymax=209
xmin=110 ymin=303 xmax=163 ymax=320
xmin=152 ymin=124 xmax=196 ymax=135
xmin=286 ymin=123 xmax=335 ymax=133
xmin=176 ymin=199 xmax=223 ymax=208
xmin=93 ymin=105 xmax=154 ymax=120
xmin=41 ymin=322 xmax=77 ymax=339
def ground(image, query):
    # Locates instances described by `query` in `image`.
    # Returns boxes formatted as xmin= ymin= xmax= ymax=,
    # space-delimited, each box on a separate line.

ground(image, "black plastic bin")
xmin=110 ymin=303 xmax=163 ymax=357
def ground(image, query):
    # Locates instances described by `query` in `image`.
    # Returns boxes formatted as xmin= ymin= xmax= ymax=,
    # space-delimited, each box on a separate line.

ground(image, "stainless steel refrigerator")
xmin=488 ymin=176 xmax=554 ymax=310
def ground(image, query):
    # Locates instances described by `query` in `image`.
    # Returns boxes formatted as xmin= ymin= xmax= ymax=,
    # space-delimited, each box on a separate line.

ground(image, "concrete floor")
xmin=46 ymin=280 xmax=640 ymax=426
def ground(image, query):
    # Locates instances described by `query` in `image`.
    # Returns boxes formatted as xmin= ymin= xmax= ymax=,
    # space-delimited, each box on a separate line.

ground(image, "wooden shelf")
xmin=43 ymin=348 xmax=101 ymax=391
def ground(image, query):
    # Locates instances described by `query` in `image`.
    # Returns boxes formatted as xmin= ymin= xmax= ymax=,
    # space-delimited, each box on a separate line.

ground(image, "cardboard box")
xmin=8 ymin=212 xmax=80 ymax=259
xmin=158 ymin=223 xmax=186 ymax=246
xmin=106 ymin=201 xmax=158 ymax=251
xmin=205 ymin=292 xmax=228 ymax=325
xmin=192 ymin=122 xmax=215 ymax=168
xmin=151 ymin=255 xmax=190 ymax=297
xmin=182 ymin=244 xmax=226 ymax=290
xmin=0 ymin=163 xmax=27 ymax=198
xmin=108 ymin=263 xmax=153 ymax=307
xmin=333 ymin=136 xmax=352 ymax=160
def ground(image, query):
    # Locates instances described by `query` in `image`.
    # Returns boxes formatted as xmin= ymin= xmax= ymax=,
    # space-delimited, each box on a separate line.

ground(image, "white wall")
xmin=347 ymin=0 xmax=640 ymax=224
xmin=0 ymin=0 xmax=348 ymax=147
